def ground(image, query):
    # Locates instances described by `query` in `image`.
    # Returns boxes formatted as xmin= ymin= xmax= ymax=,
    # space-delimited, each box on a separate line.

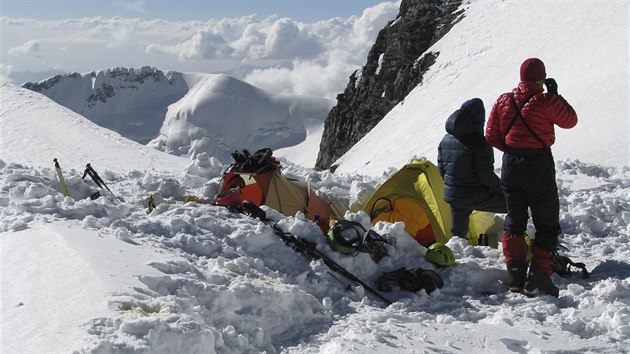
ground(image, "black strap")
xmin=566 ymin=257 xmax=590 ymax=279
xmin=553 ymin=251 xmax=590 ymax=280
xmin=358 ymin=230 xmax=395 ymax=263
xmin=502 ymin=93 xmax=547 ymax=148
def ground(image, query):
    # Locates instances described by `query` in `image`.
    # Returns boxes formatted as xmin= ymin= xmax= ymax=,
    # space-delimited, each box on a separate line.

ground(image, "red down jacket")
xmin=485 ymin=81 xmax=577 ymax=150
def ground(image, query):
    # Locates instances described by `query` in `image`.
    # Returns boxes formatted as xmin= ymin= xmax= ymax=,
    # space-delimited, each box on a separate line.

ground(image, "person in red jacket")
xmin=486 ymin=58 xmax=577 ymax=297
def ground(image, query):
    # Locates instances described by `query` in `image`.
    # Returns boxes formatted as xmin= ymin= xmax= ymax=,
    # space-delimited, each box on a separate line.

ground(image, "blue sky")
xmin=1 ymin=0 xmax=390 ymax=22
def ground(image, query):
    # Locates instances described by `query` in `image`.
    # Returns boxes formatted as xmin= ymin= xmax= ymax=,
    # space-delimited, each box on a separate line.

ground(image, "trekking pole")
xmin=82 ymin=164 xmax=100 ymax=187
xmin=82 ymin=163 xmax=124 ymax=202
xmin=53 ymin=158 xmax=70 ymax=197
xmin=83 ymin=163 xmax=112 ymax=192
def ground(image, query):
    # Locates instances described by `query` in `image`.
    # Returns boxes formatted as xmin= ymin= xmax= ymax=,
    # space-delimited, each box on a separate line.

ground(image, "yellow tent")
xmin=361 ymin=160 xmax=502 ymax=247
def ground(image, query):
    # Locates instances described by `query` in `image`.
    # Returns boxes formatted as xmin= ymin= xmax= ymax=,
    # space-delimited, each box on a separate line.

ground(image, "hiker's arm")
xmin=547 ymin=95 xmax=578 ymax=129
xmin=485 ymin=97 xmax=506 ymax=151
xmin=437 ymin=144 xmax=446 ymax=178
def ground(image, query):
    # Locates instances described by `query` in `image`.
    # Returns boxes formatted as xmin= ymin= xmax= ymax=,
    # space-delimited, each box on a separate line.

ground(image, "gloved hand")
xmin=544 ymin=78 xmax=558 ymax=95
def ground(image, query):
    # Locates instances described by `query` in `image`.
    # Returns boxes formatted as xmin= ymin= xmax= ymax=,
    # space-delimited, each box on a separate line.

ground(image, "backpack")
xmin=231 ymin=148 xmax=279 ymax=173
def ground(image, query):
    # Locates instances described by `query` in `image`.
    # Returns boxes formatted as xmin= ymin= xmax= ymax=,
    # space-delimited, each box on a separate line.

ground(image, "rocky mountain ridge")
xmin=315 ymin=0 xmax=463 ymax=171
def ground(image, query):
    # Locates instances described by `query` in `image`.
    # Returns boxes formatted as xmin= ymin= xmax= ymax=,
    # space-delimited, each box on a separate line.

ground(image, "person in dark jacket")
xmin=438 ymin=98 xmax=506 ymax=241
xmin=486 ymin=58 xmax=577 ymax=297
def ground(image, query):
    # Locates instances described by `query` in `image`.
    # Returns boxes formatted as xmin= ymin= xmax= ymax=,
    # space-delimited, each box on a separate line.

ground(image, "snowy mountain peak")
xmin=22 ymin=67 xmax=189 ymax=144
xmin=85 ymin=67 xmax=183 ymax=106
xmin=22 ymin=68 xmax=332 ymax=166
xmin=148 ymin=73 xmax=326 ymax=162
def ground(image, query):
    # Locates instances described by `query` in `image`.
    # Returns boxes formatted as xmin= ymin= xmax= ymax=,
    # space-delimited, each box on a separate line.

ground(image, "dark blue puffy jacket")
xmin=437 ymin=98 xmax=502 ymax=205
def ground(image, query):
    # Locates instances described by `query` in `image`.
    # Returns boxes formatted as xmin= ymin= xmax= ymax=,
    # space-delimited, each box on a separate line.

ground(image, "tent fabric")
xmin=221 ymin=166 xmax=342 ymax=233
xmin=468 ymin=210 xmax=504 ymax=247
xmin=362 ymin=160 xmax=501 ymax=247
xmin=362 ymin=160 xmax=451 ymax=246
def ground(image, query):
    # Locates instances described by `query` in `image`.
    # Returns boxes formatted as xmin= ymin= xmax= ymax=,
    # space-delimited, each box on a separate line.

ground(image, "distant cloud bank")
xmin=1 ymin=1 xmax=400 ymax=100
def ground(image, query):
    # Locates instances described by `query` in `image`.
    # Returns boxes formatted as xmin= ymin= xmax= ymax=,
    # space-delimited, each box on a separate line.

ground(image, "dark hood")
xmin=445 ymin=98 xmax=485 ymax=137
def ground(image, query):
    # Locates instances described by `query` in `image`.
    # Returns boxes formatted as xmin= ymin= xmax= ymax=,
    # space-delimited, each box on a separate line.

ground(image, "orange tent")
xmin=220 ymin=151 xmax=343 ymax=232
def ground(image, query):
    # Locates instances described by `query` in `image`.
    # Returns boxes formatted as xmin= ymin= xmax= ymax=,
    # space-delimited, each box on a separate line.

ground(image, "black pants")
xmin=501 ymin=148 xmax=561 ymax=252
xmin=450 ymin=193 xmax=507 ymax=237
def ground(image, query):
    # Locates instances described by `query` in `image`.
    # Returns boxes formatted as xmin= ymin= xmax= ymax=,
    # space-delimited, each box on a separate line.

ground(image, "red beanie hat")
xmin=520 ymin=58 xmax=546 ymax=82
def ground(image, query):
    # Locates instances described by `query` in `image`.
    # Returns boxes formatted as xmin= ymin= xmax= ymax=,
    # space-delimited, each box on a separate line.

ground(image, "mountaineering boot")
xmin=523 ymin=245 xmax=559 ymax=297
xmin=502 ymin=233 xmax=528 ymax=292
xmin=523 ymin=266 xmax=559 ymax=297
xmin=506 ymin=260 xmax=528 ymax=293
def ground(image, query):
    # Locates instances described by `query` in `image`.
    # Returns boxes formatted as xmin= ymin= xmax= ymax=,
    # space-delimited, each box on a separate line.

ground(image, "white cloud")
xmin=0 ymin=63 xmax=13 ymax=83
xmin=151 ymin=17 xmax=324 ymax=62
xmin=0 ymin=17 xmax=25 ymax=26
xmin=181 ymin=29 xmax=233 ymax=60
xmin=230 ymin=23 xmax=266 ymax=58
xmin=352 ymin=1 xmax=399 ymax=43
xmin=8 ymin=40 xmax=41 ymax=56
xmin=245 ymin=56 xmax=358 ymax=100
xmin=260 ymin=18 xmax=322 ymax=59
xmin=144 ymin=1 xmax=399 ymax=63
xmin=107 ymin=25 xmax=132 ymax=48
xmin=244 ymin=2 xmax=400 ymax=99
xmin=1 ymin=1 xmax=401 ymax=99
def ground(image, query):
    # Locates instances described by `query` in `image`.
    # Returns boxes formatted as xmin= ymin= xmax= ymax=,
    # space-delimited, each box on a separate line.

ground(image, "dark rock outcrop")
xmin=315 ymin=0 xmax=463 ymax=171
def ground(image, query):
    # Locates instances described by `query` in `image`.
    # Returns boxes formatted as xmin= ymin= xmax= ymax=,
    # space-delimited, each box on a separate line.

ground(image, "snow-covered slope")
xmin=334 ymin=1 xmax=629 ymax=176
xmin=2 ymin=220 xmax=185 ymax=353
xmin=1 ymin=77 xmax=629 ymax=352
xmin=0 ymin=83 xmax=190 ymax=174
xmin=2 ymin=69 xmax=630 ymax=353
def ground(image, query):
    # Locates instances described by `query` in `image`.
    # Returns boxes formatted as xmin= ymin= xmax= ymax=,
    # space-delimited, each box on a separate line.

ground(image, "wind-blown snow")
xmin=1 ymin=1 xmax=630 ymax=353
xmin=334 ymin=0 xmax=629 ymax=176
